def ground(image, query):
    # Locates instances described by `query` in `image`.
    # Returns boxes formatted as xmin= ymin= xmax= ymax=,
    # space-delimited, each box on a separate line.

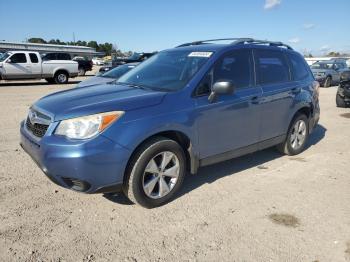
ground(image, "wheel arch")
xmin=288 ymin=103 xmax=313 ymax=134
xmin=123 ymin=130 xmax=198 ymax=185
xmin=53 ymin=68 xmax=69 ymax=77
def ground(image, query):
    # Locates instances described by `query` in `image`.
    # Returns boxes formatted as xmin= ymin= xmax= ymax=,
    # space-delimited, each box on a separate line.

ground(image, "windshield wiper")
xmin=115 ymin=81 xmax=149 ymax=90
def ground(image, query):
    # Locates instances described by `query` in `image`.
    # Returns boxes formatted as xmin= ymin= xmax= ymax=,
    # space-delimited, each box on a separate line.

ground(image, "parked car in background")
xmin=72 ymin=56 xmax=93 ymax=76
xmin=99 ymin=52 xmax=155 ymax=73
xmin=92 ymin=57 xmax=105 ymax=65
xmin=20 ymin=38 xmax=320 ymax=208
xmin=336 ymin=71 xmax=350 ymax=107
xmin=42 ymin=53 xmax=93 ymax=76
xmin=76 ymin=63 xmax=139 ymax=88
xmin=0 ymin=51 xmax=78 ymax=84
xmin=311 ymin=60 xmax=349 ymax=87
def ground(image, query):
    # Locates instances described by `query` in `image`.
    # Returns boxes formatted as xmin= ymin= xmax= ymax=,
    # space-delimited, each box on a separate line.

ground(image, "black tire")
xmin=45 ymin=78 xmax=55 ymax=84
xmin=123 ymin=137 xmax=186 ymax=208
xmin=336 ymin=93 xmax=346 ymax=108
xmin=78 ymin=67 xmax=86 ymax=76
xmin=323 ymin=76 xmax=332 ymax=88
xmin=277 ymin=114 xmax=309 ymax=156
xmin=54 ymin=71 xmax=68 ymax=84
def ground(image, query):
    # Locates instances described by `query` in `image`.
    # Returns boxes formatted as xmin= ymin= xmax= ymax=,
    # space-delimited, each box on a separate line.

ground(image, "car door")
xmin=29 ymin=53 xmax=41 ymax=78
xmin=332 ymin=63 xmax=341 ymax=83
xmin=4 ymin=53 xmax=32 ymax=79
xmin=194 ymin=49 xmax=262 ymax=160
xmin=254 ymin=48 xmax=296 ymax=142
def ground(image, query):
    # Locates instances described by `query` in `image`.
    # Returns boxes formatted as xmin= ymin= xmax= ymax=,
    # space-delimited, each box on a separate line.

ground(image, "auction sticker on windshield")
xmin=188 ymin=52 xmax=213 ymax=57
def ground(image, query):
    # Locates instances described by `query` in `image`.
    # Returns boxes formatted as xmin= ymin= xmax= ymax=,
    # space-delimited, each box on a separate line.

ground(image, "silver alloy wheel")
xmin=142 ymin=151 xmax=180 ymax=199
xmin=57 ymin=73 xmax=67 ymax=83
xmin=290 ymin=119 xmax=307 ymax=150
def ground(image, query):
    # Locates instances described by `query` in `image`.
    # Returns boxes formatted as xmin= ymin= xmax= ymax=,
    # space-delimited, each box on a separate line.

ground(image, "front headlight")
xmin=55 ymin=111 xmax=124 ymax=139
xmin=318 ymin=72 xmax=325 ymax=76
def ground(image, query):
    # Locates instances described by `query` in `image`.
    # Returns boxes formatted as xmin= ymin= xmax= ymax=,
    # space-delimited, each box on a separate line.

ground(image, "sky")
xmin=1 ymin=0 xmax=349 ymax=55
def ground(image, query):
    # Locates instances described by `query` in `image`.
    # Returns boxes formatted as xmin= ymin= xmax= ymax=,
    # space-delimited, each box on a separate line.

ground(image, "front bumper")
xmin=309 ymin=100 xmax=320 ymax=133
xmin=20 ymin=121 xmax=131 ymax=193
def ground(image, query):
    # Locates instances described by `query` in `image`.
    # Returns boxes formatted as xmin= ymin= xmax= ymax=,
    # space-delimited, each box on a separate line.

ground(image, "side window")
xmin=195 ymin=49 xmax=253 ymax=96
xmin=213 ymin=49 xmax=253 ymax=89
xmin=29 ymin=53 xmax=39 ymax=63
xmin=10 ymin=53 xmax=27 ymax=63
xmin=255 ymin=49 xmax=290 ymax=85
xmin=287 ymin=52 xmax=310 ymax=81
xmin=58 ymin=53 xmax=71 ymax=60
xmin=43 ymin=53 xmax=56 ymax=61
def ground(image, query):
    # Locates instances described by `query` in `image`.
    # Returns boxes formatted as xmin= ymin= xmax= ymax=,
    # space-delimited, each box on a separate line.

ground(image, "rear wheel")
xmin=336 ymin=93 xmax=346 ymax=108
xmin=277 ymin=114 xmax=309 ymax=155
xmin=54 ymin=71 xmax=68 ymax=84
xmin=324 ymin=76 xmax=332 ymax=88
xmin=123 ymin=137 xmax=186 ymax=208
xmin=78 ymin=67 xmax=86 ymax=76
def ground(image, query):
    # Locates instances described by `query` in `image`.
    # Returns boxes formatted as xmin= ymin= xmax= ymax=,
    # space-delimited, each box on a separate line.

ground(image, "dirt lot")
xmin=0 ymin=72 xmax=349 ymax=262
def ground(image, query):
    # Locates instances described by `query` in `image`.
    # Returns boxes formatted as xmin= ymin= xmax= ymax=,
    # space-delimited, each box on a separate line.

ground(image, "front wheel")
xmin=323 ymin=76 xmax=332 ymax=88
xmin=336 ymin=93 xmax=346 ymax=108
xmin=78 ymin=67 xmax=86 ymax=76
xmin=277 ymin=114 xmax=309 ymax=155
xmin=123 ymin=137 xmax=186 ymax=208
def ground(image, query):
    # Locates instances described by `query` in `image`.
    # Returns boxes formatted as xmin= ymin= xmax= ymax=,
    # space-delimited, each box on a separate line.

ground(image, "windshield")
xmin=0 ymin=52 xmax=11 ymax=62
xmin=128 ymin=53 xmax=141 ymax=60
xmin=311 ymin=62 xmax=333 ymax=69
xmin=101 ymin=64 xmax=136 ymax=79
xmin=117 ymin=50 xmax=212 ymax=91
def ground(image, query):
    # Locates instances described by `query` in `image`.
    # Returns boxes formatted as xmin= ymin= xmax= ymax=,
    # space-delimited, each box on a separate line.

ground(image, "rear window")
xmin=255 ymin=49 xmax=290 ymax=85
xmin=29 ymin=53 xmax=39 ymax=63
xmin=287 ymin=52 xmax=310 ymax=81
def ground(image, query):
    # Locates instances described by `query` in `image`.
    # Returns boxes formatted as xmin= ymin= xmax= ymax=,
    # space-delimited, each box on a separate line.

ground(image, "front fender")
xmin=103 ymin=108 xmax=197 ymax=154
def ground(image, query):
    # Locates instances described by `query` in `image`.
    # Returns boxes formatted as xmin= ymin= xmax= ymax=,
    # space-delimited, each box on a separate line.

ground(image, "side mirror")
xmin=208 ymin=80 xmax=234 ymax=103
xmin=6 ymin=59 xmax=12 ymax=63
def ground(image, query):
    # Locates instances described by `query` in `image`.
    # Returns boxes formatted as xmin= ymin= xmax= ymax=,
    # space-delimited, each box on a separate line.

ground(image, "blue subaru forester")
xmin=20 ymin=38 xmax=320 ymax=208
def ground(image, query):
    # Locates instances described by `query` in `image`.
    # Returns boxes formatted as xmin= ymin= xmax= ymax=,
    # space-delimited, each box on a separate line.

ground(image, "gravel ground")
xmin=0 ymin=72 xmax=349 ymax=262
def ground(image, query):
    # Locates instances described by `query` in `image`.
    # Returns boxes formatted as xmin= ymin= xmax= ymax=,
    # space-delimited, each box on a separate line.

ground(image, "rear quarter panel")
xmin=42 ymin=60 xmax=79 ymax=76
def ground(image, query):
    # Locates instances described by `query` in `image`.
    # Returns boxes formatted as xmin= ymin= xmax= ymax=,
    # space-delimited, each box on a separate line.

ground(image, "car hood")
xmin=34 ymin=83 xmax=166 ymax=121
xmin=76 ymin=76 xmax=115 ymax=88
xmin=311 ymin=68 xmax=328 ymax=73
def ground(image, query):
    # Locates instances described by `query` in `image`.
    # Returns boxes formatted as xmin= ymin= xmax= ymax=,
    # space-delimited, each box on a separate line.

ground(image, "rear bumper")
xmin=20 ymin=121 xmax=131 ymax=194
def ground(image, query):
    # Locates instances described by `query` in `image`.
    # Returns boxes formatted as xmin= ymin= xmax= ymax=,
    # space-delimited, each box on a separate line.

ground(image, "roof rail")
xmin=233 ymin=38 xmax=293 ymax=50
xmin=176 ymin=38 xmax=293 ymax=50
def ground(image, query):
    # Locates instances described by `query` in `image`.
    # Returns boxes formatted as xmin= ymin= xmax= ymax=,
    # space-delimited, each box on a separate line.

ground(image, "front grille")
xmin=26 ymin=117 xmax=49 ymax=138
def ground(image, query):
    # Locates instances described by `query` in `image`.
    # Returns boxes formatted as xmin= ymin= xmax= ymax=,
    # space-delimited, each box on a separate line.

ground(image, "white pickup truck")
xmin=0 ymin=51 xmax=79 ymax=84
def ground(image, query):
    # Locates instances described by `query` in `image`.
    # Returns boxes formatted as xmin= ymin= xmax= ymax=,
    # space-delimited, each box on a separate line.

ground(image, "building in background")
xmin=0 ymin=41 xmax=104 ymax=59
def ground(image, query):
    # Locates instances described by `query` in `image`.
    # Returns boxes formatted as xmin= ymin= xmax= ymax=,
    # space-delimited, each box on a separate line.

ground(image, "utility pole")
xmin=73 ymin=32 xmax=76 ymax=45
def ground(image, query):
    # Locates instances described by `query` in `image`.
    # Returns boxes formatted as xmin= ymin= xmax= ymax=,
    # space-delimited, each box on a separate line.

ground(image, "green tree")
xmin=87 ymin=41 xmax=99 ymax=50
xmin=28 ymin=38 xmax=47 ymax=44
